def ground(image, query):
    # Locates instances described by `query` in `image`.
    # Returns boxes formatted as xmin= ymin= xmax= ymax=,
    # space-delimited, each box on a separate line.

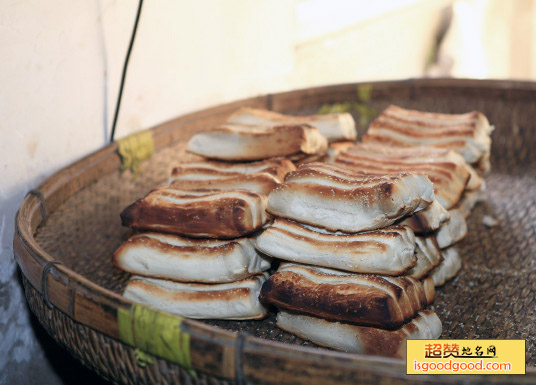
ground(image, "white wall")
xmin=430 ymin=0 xmax=536 ymax=79
xmin=0 ymin=1 xmax=448 ymax=383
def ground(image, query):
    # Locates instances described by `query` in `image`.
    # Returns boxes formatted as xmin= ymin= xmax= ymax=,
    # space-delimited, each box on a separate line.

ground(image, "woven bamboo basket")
xmin=14 ymin=79 xmax=536 ymax=384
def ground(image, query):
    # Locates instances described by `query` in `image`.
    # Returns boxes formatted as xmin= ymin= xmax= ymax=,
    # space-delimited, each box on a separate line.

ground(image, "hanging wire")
xmin=110 ymin=0 xmax=144 ymax=143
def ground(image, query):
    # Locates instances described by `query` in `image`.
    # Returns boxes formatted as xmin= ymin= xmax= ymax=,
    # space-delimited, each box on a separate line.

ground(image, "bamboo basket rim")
xmin=14 ymin=78 xmax=536 ymax=384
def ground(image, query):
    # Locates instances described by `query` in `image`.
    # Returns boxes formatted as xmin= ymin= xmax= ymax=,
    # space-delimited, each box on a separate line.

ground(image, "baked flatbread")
xmin=399 ymin=200 xmax=450 ymax=233
xmin=333 ymin=147 xmax=470 ymax=209
xmin=436 ymin=209 xmax=468 ymax=248
xmin=123 ymin=274 xmax=268 ymax=320
xmin=112 ymin=232 xmax=271 ymax=283
xmin=187 ymin=123 xmax=327 ymax=161
xmin=170 ymin=173 xmax=280 ymax=196
xmin=474 ymin=152 xmax=491 ymax=176
xmin=406 ymin=235 xmax=442 ymax=279
xmin=326 ymin=141 xmax=356 ymax=160
xmin=342 ymin=143 xmax=483 ymax=191
xmin=227 ymin=107 xmax=357 ymax=143
xmin=267 ymin=163 xmax=434 ymax=233
xmin=421 ymin=276 xmax=436 ymax=304
xmin=260 ymin=263 xmax=433 ymax=329
xmin=430 ymin=247 xmax=462 ymax=286
xmin=170 ymin=158 xmax=295 ymax=183
xmin=362 ymin=105 xmax=492 ymax=164
xmin=276 ymin=310 xmax=442 ymax=358
xmin=121 ymin=187 xmax=268 ymax=238
xmin=454 ymin=183 xmax=486 ymax=218
xmin=255 ymin=219 xmax=416 ymax=275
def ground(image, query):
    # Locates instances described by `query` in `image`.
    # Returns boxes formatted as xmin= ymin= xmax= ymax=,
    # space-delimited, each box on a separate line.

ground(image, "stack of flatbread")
xmin=113 ymin=108 xmax=357 ymax=320
xmin=110 ymin=104 xmax=493 ymax=357
xmin=187 ymin=107 xmax=357 ymax=163
xmin=355 ymin=105 xmax=493 ymax=285
xmin=362 ymin=105 xmax=493 ymax=217
xmin=113 ymin=158 xmax=296 ymax=320
xmin=330 ymin=142 xmax=476 ymax=286
xmin=256 ymin=162 xmax=443 ymax=357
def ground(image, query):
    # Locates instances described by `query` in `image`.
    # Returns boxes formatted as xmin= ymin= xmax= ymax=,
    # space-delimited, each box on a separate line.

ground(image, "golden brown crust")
xmin=421 ymin=276 xmax=436 ymax=304
xmin=371 ymin=118 xmax=477 ymax=137
xmin=130 ymin=279 xmax=253 ymax=303
xmin=333 ymin=142 xmax=471 ymax=209
xmin=124 ymin=274 xmax=269 ymax=320
xmin=170 ymin=173 xmax=280 ymax=196
xmin=259 ymin=266 xmax=430 ymax=329
xmin=384 ymin=105 xmax=483 ymax=123
xmin=276 ymin=309 xmax=441 ymax=357
xmin=400 ymin=211 xmax=433 ymax=233
xmin=120 ymin=187 xmax=267 ymax=238
xmin=267 ymin=163 xmax=433 ymax=233
xmin=362 ymin=133 xmax=469 ymax=151
xmin=111 ymin=234 xmax=236 ymax=272
xmin=361 ymin=105 xmax=491 ymax=164
xmin=255 ymin=219 xmax=416 ymax=275
xmin=226 ymin=107 xmax=357 ymax=142
xmin=187 ymin=123 xmax=328 ymax=161
xmin=170 ymin=158 xmax=296 ymax=182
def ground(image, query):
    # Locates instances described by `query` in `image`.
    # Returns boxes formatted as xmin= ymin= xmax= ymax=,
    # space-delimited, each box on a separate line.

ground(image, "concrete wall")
xmin=0 ymin=1 xmax=450 ymax=383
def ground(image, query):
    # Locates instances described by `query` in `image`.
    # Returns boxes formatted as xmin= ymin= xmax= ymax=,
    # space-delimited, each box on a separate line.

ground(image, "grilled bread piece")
xmin=436 ymin=209 xmax=468 ymax=248
xmin=112 ymin=232 xmax=271 ymax=283
xmin=333 ymin=148 xmax=470 ymax=209
xmin=362 ymin=105 xmax=492 ymax=164
xmin=187 ymin=123 xmax=327 ymax=161
xmin=255 ymin=220 xmax=416 ymax=275
xmin=430 ymin=247 xmax=462 ymax=286
xmin=474 ymin=152 xmax=491 ymax=176
xmin=455 ymin=183 xmax=486 ymax=218
xmin=121 ymin=187 xmax=268 ymax=238
xmin=123 ymin=274 xmax=268 ymax=320
xmin=227 ymin=107 xmax=357 ymax=143
xmin=380 ymin=105 xmax=492 ymax=134
xmin=276 ymin=310 xmax=442 ymax=358
xmin=170 ymin=173 xmax=280 ymax=196
xmin=341 ymin=143 xmax=482 ymax=191
xmin=421 ymin=276 xmax=436 ymax=304
xmin=326 ymin=141 xmax=356 ymax=160
xmin=399 ymin=200 xmax=450 ymax=233
xmin=406 ymin=236 xmax=442 ymax=279
xmin=267 ymin=163 xmax=434 ymax=233
xmin=170 ymin=158 xmax=295 ymax=184
xmin=260 ymin=263 xmax=433 ymax=329
xmin=287 ymin=152 xmax=327 ymax=165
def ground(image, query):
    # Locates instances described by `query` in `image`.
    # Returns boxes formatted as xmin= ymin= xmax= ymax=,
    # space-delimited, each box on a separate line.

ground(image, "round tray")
xmin=14 ymin=79 xmax=536 ymax=384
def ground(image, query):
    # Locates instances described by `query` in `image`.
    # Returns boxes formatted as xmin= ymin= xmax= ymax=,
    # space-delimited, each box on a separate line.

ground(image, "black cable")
xmin=110 ymin=0 xmax=144 ymax=143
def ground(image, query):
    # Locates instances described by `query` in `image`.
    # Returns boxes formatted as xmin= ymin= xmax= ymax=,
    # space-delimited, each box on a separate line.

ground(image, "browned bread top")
xmin=187 ymin=123 xmax=328 ymax=161
xmin=340 ymin=142 xmax=482 ymax=191
xmin=398 ymin=200 xmax=450 ymax=234
xmin=120 ymin=187 xmax=268 ymax=238
xmin=276 ymin=309 xmax=442 ymax=357
xmin=170 ymin=158 xmax=295 ymax=183
xmin=123 ymin=274 xmax=268 ymax=320
xmin=405 ymin=235 xmax=442 ymax=279
xmin=226 ymin=107 xmax=357 ymax=142
xmin=333 ymin=150 xmax=470 ymax=209
xmin=267 ymin=163 xmax=434 ymax=233
xmin=112 ymin=232 xmax=270 ymax=283
xmin=170 ymin=173 xmax=280 ymax=197
xmin=259 ymin=263 xmax=433 ymax=329
xmin=255 ymin=219 xmax=416 ymax=275
xmin=362 ymin=105 xmax=492 ymax=164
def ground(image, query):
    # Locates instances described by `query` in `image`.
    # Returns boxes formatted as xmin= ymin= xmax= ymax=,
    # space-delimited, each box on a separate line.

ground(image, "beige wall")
xmin=431 ymin=0 xmax=536 ymax=79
